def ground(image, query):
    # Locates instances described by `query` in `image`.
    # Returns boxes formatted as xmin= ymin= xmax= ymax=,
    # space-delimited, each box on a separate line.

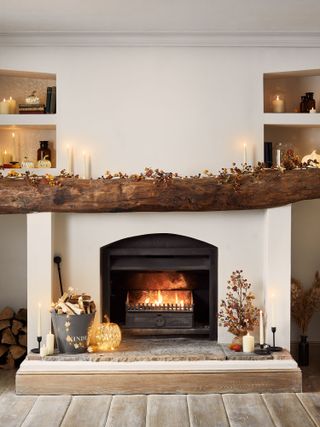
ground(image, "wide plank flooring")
xmin=0 ymin=371 xmax=319 ymax=427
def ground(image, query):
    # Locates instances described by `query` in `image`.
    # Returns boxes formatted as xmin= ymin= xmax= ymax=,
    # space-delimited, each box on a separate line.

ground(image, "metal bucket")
xmin=51 ymin=312 xmax=95 ymax=354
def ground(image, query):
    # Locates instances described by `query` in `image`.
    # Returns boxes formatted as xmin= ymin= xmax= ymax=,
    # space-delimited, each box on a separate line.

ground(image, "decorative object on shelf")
xmin=242 ymin=331 xmax=255 ymax=353
xmin=21 ymin=157 xmax=34 ymax=168
xmin=291 ymin=272 xmax=320 ymax=366
xmin=264 ymin=142 xmax=273 ymax=168
xmin=305 ymin=92 xmax=316 ymax=112
xmin=272 ymin=95 xmax=285 ymax=113
xmin=19 ymin=103 xmax=45 ymax=114
xmin=51 ymin=289 xmax=96 ymax=353
xmin=218 ymin=270 xmax=260 ymax=346
xmin=302 ymin=150 xmax=320 ymax=167
xmin=46 ymin=330 xmax=55 ymax=355
xmin=310 ymin=107 xmax=317 ymax=114
xmin=94 ymin=315 xmax=122 ymax=351
xmin=0 ymin=98 xmax=10 ymax=114
xmin=243 ymin=143 xmax=247 ymax=165
xmin=2 ymin=150 xmax=13 ymax=165
xmin=26 ymin=90 xmax=40 ymax=105
xmin=270 ymin=326 xmax=282 ymax=352
xmin=31 ymin=302 xmax=42 ymax=354
xmin=83 ymin=151 xmax=90 ymax=179
xmin=37 ymin=155 xmax=51 ymax=169
xmin=37 ymin=141 xmax=51 ymax=162
xmin=300 ymin=95 xmax=307 ymax=113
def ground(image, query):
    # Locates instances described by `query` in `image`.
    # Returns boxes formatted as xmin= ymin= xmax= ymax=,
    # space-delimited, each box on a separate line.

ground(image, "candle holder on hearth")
xmin=31 ymin=336 xmax=42 ymax=354
xmin=269 ymin=327 xmax=282 ymax=352
xmin=254 ymin=343 xmax=271 ymax=355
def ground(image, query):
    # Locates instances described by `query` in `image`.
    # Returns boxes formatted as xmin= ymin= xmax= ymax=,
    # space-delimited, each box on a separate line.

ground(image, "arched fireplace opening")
xmin=101 ymin=233 xmax=218 ymax=339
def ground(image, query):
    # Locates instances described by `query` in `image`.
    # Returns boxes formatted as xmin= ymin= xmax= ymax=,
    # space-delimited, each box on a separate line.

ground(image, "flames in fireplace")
xmin=126 ymin=289 xmax=193 ymax=312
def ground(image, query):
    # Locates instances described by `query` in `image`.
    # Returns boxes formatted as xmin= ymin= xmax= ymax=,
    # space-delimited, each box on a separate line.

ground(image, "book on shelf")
xmin=45 ymin=86 xmax=56 ymax=114
xmin=19 ymin=104 xmax=45 ymax=114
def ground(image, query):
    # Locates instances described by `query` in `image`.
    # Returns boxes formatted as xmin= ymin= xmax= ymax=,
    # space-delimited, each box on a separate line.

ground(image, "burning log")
xmin=0 ymin=307 xmax=27 ymax=369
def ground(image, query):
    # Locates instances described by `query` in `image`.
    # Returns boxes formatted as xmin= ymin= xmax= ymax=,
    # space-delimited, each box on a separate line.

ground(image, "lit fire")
xmin=126 ymin=290 xmax=193 ymax=311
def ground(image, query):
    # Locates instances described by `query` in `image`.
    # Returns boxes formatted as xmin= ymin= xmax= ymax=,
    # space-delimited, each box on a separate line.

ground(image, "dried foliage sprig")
xmin=291 ymin=272 xmax=320 ymax=335
xmin=218 ymin=270 xmax=260 ymax=336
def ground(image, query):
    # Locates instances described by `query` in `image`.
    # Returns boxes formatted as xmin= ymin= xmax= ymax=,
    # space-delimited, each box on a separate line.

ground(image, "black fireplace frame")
xmin=100 ymin=233 xmax=218 ymax=340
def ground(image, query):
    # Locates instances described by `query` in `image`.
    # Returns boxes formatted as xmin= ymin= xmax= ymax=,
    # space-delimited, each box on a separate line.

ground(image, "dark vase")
xmin=298 ymin=335 xmax=309 ymax=367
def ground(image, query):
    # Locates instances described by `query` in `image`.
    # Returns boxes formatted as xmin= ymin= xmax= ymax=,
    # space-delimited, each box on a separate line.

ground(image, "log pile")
xmin=0 ymin=306 xmax=27 ymax=369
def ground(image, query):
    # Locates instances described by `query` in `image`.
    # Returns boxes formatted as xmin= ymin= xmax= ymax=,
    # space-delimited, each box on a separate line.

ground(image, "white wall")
xmin=1 ymin=45 xmax=320 ymax=347
xmin=0 ymin=214 xmax=27 ymax=311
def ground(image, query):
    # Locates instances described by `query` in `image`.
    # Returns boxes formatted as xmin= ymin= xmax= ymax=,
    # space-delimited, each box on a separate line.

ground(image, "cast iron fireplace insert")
xmin=101 ymin=233 xmax=218 ymax=339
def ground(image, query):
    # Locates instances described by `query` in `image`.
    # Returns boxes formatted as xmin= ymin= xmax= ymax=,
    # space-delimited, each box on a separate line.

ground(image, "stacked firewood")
xmin=51 ymin=290 xmax=96 ymax=315
xmin=0 ymin=307 xmax=27 ymax=369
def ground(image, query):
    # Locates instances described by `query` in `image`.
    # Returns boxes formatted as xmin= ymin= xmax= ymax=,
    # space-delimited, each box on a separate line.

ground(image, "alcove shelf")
xmin=0 ymin=69 xmax=57 ymax=169
xmin=0 ymin=169 xmax=320 ymax=214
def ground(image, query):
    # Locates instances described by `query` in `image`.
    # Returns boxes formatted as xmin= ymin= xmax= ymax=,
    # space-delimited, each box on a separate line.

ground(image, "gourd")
xmin=21 ymin=157 xmax=34 ymax=168
xmin=302 ymin=150 xmax=320 ymax=167
xmin=37 ymin=155 xmax=52 ymax=168
xmin=95 ymin=315 xmax=122 ymax=351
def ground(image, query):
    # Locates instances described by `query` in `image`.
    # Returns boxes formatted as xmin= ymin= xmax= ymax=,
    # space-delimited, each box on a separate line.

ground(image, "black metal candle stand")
xmin=31 ymin=336 xmax=42 ymax=354
xmin=269 ymin=327 xmax=282 ymax=352
xmin=254 ymin=344 xmax=271 ymax=355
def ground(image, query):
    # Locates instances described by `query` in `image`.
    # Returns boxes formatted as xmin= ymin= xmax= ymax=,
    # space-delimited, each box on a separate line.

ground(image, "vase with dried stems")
xmin=218 ymin=270 xmax=260 ymax=349
xmin=291 ymin=272 xmax=320 ymax=366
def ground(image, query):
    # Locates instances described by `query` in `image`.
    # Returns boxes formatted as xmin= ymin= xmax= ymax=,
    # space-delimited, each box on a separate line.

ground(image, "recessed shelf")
xmin=264 ymin=113 xmax=320 ymax=126
xmin=0 ymin=115 xmax=56 ymax=126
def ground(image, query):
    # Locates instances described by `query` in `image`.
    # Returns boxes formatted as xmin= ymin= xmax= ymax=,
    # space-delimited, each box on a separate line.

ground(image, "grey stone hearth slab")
xmin=27 ymin=338 xmax=292 ymax=362
xmin=29 ymin=338 xmax=227 ymax=362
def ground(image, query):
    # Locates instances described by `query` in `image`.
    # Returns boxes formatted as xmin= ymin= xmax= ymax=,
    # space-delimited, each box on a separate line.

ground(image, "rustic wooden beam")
xmin=1 ymin=169 xmax=320 ymax=214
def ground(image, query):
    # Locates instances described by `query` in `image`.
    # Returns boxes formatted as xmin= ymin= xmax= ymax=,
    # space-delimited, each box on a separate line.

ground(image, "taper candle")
xmin=243 ymin=144 xmax=247 ymax=165
xmin=259 ymin=310 xmax=264 ymax=345
xmin=66 ymin=145 xmax=73 ymax=174
xmin=271 ymin=293 xmax=276 ymax=328
xmin=276 ymin=149 xmax=281 ymax=167
xmin=83 ymin=151 xmax=90 ymax=179
xmin=37 ymin=303 xmax=42 ymax=337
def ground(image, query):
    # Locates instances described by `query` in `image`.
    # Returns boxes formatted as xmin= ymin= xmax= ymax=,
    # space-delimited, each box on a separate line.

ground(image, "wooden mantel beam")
xmin=1 ymin=169 xmax=320 ymax=214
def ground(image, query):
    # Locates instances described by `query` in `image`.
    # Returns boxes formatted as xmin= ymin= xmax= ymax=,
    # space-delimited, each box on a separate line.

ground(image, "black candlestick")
xmin=31 ymin=336 xmax=42 ymax=354
xmin=269 ymin=327 xmax=282 ymax=352
xmin=254 ymin=343 xmax=271 ymax=355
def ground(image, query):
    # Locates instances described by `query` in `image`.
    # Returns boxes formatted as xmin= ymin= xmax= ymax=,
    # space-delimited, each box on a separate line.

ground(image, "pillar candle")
xmin=243 ymin=144 xmax=247 ymax=165
xmin=8 ymin=97 xmax=16 ymax=114
xmin=242 ymin=331 xmax=255 ymax=353
xmin=46 ymin=331 xmax=55 ymax=355
xmin=37 ymin=303 xmax=42 ymax=337
xmin=0 ymin=99 xmax=9 ymax=114
xmin=2 ymin=150 xmax=12 ymax=164
xmin=276 ymin=149 xmax=281 ymax=167
xmin=66 ymin=145 xmax=73 ymax=175
xmin=40 ymin=345 xmax=47 ymax=358
xmin=259 ymin=310 xmax=264 ymax=345
xmin=272 ymin=95 xmax=285 ymax=113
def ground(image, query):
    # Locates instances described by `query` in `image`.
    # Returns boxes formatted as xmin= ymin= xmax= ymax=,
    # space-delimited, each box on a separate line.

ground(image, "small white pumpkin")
xmin=21 ymin=157 xmax=34 ymax=168
xmin=37 ymin=155 xmax=52 ymax=168
xmin=302 ymin=150 xmax=320 ymax=167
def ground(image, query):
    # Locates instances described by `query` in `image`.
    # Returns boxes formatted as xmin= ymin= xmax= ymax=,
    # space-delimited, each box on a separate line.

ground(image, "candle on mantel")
xmin=83 ymin=151 xmax=90 ymax=179
xmin=46 ymin=330 xmax=55 ymax=355
xmin=271 ymin=293 xmax=276 ymax=328
xmin=310 ymin=107 xmax=317 ymax=114
xmin=259 ymin=310 xmax=264 ymax=346
xmin=0 ymin=98 xmax=9 ymax=114
xmin=242 ymin=331 xmax=255 ymax=353
xmin=272 ymin=95 xmax=285 ymax=113
xmin=37 ymin=303 xmax=42 ymax=337
xmin=8 ymin=97 xmax=16 ymax=114
xmin=276 ymin=149 xmax=281 ymax=167
xmin=243 ymin=143 xmax=247 ymax=165
xmin=66 ymin=145 xmax=73 ymax=175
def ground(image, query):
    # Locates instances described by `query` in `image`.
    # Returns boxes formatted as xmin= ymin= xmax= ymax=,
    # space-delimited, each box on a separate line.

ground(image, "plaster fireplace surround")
xmin=16 ymin=205 xmax=301 ymax=394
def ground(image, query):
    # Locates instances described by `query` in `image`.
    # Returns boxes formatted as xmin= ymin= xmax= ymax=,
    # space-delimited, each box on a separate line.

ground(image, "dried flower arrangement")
xmin=218 ymin=270 xmax=260 ymax=337
xmin=291 ymin=272 xmax=320 ymax=335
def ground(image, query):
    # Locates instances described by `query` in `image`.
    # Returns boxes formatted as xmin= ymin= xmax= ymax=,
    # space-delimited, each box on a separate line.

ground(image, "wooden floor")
xmin=1 ymin=371 xmax=320 ymax=427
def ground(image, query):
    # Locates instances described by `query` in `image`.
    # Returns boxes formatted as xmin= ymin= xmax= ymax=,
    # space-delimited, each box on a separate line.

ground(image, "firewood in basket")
xmin=65 ymin=302 xmax=83 ymax=315
xmin=78 ymin=296 xmax=84 ymax=311
xmin=58 ymin=292 xmax=69 ymax=303
xmin=89 ymin=301 xmax=96 ymax=314
xmin=0 ymin=307 xmax=14 ymax=321
xmin=56 ymin=302 xmax=74 ymax=315
xmin=1 ymin=328 xmax=16 ymax=345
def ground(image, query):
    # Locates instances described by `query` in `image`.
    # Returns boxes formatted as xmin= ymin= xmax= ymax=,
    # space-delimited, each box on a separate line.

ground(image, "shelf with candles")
xmin=0 ymin=114 xmax=56 ymax=126
xmin=264 ymin=113 xmax=320 ymax=126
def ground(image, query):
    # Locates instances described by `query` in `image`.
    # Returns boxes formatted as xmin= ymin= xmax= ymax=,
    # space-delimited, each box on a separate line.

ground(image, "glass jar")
xmin=300 ymin=96 xmax=307 ymax=113
xmin=37 ymin=141 xmax=51 ymax=162
xmin=305 ymin=92 xmax=316 ymax=112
